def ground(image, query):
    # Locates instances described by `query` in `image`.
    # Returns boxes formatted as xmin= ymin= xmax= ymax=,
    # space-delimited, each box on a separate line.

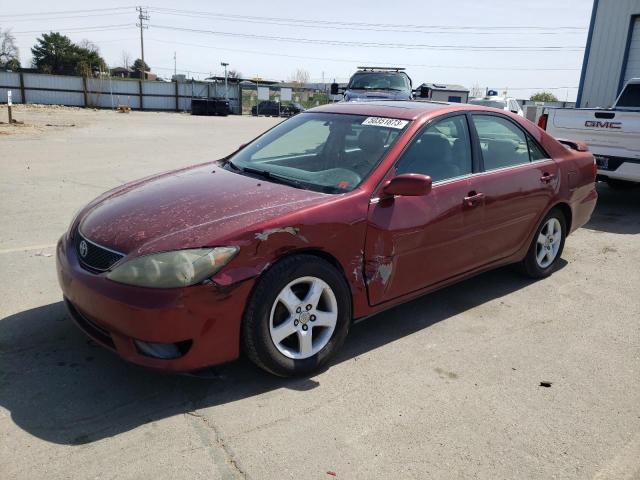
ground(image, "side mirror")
xmin=330 ymin=83 xmax=339 ymax=95
xmin=419 ymin=85 xmax=430 ymax=98
xmin=382 ymin=174 xmax=432 ymax=197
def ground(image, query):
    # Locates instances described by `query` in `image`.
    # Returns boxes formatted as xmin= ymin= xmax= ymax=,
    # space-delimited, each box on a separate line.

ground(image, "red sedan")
xmin=56 ymin=101 xmax=597 ymax=376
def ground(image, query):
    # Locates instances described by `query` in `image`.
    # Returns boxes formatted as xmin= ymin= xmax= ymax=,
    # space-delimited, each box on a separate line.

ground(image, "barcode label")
xmin=362 ymin=117 xmax=409 ymax=129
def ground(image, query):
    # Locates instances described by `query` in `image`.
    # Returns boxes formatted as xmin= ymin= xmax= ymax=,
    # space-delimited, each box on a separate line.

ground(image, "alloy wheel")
xmin=269 ymin=276 xmax=338 ymax=360
xmin=536 ymin=217 xmax=562 ymax=268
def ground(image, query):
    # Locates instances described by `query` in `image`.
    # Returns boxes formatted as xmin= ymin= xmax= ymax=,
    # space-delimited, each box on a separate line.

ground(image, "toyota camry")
xmin=56 ymin=101 xmax=597 ymax=376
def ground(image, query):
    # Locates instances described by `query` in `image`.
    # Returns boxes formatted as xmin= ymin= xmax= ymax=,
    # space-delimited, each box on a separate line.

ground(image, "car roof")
xmin=309 ymin=100 xmax=463 ymax=120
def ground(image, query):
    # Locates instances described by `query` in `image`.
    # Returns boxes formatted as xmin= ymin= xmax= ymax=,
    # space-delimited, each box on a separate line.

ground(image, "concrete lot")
xmin=1 ymin=106 xmax=639 ymax=480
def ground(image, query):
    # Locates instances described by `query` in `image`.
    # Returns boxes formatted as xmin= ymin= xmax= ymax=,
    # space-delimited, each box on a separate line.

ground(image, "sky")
xmin=2 ymin=0 xmax=594 ymax=101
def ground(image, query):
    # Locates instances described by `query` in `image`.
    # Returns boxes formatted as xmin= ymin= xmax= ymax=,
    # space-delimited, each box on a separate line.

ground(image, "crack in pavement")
xmin=185 ymin=410 xmax=249 ymax=480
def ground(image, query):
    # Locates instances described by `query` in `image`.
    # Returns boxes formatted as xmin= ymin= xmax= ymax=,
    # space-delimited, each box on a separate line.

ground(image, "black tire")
xmin=242 ymin=254 xmax=352 ymax=377
xmin=520 ymin=208 xmax=567 ymax=279
xmin=606 ymin=179 xmax=638 ymax=190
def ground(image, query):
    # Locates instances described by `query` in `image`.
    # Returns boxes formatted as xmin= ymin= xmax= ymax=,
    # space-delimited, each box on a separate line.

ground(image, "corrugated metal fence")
xmin=0 ymin=71 xmax=241 ymax=113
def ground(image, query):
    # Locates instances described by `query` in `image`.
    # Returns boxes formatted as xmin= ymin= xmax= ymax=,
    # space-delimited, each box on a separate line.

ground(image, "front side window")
xmin=227 ymin=113 xmax=409 ymax=193
xmin=472 ymin=115 xmax=530 ymax=170
xmin=395 ymin=115 xmax=472 ymax=182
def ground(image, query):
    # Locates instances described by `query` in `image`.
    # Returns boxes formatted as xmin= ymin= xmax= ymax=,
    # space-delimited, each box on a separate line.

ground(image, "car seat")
xmin=397 ymin=132 xmax=460 ymax=182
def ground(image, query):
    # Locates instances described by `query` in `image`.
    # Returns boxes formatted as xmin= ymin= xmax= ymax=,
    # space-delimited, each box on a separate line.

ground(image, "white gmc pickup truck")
xmin=538 ymin=78 xmax=640 ymax=188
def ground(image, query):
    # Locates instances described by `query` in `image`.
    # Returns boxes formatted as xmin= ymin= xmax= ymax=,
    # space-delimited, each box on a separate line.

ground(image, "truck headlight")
xmin=106 ymin=247 xmax=238 ymax=288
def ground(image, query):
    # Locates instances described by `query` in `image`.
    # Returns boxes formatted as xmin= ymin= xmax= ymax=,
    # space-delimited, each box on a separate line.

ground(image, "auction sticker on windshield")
xmin=362 ymin=117 xmax=409 ymax=129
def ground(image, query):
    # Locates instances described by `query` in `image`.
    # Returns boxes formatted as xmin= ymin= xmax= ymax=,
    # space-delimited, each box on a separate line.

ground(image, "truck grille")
xmin=74 ymin=231 xmax=124 ymax=272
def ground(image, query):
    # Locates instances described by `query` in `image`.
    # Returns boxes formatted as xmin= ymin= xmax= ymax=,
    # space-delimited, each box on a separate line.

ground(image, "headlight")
xmin=106 ymin=247 xmax=238 ymax=288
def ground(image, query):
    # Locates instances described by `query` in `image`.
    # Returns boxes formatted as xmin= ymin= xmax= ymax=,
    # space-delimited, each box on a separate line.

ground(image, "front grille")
xmin=74 ymin=231 xmax=124 ymax=272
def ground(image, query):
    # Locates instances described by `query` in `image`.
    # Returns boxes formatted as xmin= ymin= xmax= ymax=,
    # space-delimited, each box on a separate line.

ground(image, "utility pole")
xmin=136 ymin=6 xmax=149 ymax=80
xmin=173 ymin=52 xmax=177 ymax=78
xmin=221 ymin=62 xmax=229 ymax=100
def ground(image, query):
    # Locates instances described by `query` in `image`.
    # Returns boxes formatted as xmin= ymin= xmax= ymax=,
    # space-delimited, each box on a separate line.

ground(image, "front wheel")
xmin=242 ymin=255 xmax=351 ymax=376
xmin=520 ymin=209 xmax=566 ymax=278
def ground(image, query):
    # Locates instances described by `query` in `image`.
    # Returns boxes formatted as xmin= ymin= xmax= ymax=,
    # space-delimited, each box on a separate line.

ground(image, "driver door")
xmin=364 ymin=114 xmax=484 ymax=305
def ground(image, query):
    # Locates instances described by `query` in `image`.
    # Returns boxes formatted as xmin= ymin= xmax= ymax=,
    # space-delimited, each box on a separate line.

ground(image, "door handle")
xmin=464 ymin=191 xmax=485 ymax=208
xmin=540 ymin=172 xmax=556 ymax=183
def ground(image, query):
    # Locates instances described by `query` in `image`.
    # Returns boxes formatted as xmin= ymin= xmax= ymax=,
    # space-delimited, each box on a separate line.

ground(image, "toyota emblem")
xmin=79 ymin=240 xmax=88 ymax=258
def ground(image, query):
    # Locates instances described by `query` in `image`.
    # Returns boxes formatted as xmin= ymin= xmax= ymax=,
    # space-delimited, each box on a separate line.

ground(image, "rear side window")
xmin=472 ymin=115 xmax=530 ymax=170
xmin=395 ymin=115 xmax=472 ymax=182
xmin=616 ymin=83 xmax=640 ymax=107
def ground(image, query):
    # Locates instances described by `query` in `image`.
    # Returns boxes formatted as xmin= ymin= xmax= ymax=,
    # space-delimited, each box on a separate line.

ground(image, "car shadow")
xmin=584 ymin=182 xmax=640 ymax=235
xmin=0 ymin=265 xmax=560 ymax=445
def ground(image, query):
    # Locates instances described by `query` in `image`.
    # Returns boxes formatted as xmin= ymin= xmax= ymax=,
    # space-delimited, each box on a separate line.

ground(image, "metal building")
xmin=416 ymin=83 xmax=470 ymax=103
xmin=577 ymin=0 xmax=640 ymax=107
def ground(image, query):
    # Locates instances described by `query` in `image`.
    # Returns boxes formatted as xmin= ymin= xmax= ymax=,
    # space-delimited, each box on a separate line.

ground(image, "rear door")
xmin=468 ymin=113 xmax=558 ymax=264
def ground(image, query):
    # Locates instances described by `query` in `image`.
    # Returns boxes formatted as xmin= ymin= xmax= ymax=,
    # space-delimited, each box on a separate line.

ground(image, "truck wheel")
xmin=520 ymin=208 xmax=566 ymax=279
xmin=242 ymin=255 xmax=351 ymax=377
xmin=606 ymin=179 xmax=637 ymax=190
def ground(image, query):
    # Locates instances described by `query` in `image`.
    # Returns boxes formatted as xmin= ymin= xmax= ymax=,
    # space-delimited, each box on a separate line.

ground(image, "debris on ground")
xmin=539 ymin=381 xmax=553 ymax=388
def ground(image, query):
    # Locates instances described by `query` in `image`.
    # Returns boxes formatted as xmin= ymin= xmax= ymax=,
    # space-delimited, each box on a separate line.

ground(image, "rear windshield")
xmin=226 ymin=112 xmax=409 ymax=193
xmin=348 ymin=72 xmax=410 ymax=91
xmin=469 ymin=99 xmax=506 ymax=109
xmin=617 ymin=83 xmax=640 ymax=108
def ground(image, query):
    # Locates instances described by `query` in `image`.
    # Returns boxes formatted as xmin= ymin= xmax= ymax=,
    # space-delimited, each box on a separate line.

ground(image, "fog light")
xmin=134 ymin=339 xmax=192 ymax=359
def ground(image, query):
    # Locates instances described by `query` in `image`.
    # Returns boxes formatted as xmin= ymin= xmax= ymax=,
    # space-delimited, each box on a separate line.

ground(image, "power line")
xmin=145 ymin=8 xmax=586 ymax=36
xmin=0 ymin=7 xmax=132 ymax=18
xmin=2 ymin=12 xmax=132 ymax=23
xmin=148 ymin=37 xmax=581 ymax=71
xmin=147 ymin=7 xmax=586 ymax=32
xmin=150 ymin=24 xmax=585 ymax=51
xmin=12 ymin=24 xmax=132 ymax=35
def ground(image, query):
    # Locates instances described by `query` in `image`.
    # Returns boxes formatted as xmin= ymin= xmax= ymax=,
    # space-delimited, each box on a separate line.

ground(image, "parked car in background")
xmin=331 ymin=66 xmax=426 ymax=102
xmin=251 ymin=101 xmax=281 ymax=117
xmin=251 ymin=101 xmax=305 ymax=117
xmin=282 ymin=102 xmax=305 ymax=116
xmin=469 ymin=95 xmax=524 ymax=116
xmin=538 ymin=78 xmax=640 ymax=188
xmin=57 ymin=100 xmax=597 ymax=377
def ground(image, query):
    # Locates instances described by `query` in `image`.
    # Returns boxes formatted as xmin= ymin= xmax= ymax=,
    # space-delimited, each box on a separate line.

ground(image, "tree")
xmin=290 ymin=68 xmax=310 ymax=85
xmin=75 ymin=39 xmax=107 ymax=76
xmin=530 ymin=91 xmax=558 ymax=102
xmin=0 ymin=28 xmax=20 ymax=70
xmin=121 ymin=50 xmax=131 ymax=69
xmin=228 ymin=69 xmax=242 ymax=79
xmin=131 ymin=58 xmax=150 ymax=73
xmin=31 ymin=32 xmax=106 ymax=75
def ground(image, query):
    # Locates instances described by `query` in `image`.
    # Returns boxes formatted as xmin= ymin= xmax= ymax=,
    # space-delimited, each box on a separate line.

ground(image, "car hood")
xmin=344 ymin=89 xmax=412 ymax=101
xmin=78 ymin=163 xmax=327 ymax=255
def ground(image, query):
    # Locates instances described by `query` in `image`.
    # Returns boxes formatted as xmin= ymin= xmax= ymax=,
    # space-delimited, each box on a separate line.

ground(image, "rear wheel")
xmin=242 ymin=255 xmax=351 ymax=376
xmin=520 ymin=209 xmax=566 ymax=278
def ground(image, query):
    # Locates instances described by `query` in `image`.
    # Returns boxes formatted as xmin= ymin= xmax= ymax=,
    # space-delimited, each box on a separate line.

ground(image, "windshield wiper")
xmin=226 ymin=159 xmax=242 ymax=171
xmin=239 ymin=166 xmax=305 ymax=189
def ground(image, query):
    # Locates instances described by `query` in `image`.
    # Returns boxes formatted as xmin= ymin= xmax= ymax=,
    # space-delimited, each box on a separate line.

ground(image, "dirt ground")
xmin=1 ymin=105 xmax=639 ymax=480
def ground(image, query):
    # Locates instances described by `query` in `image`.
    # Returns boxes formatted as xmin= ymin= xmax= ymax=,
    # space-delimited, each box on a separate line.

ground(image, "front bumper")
xmin=56 ymin=235 xmax=254 ymax=371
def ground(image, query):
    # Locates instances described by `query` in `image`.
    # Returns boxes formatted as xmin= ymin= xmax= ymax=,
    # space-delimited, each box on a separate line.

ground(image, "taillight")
xmin=538 ymin=113 xmax=548 ymax=130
